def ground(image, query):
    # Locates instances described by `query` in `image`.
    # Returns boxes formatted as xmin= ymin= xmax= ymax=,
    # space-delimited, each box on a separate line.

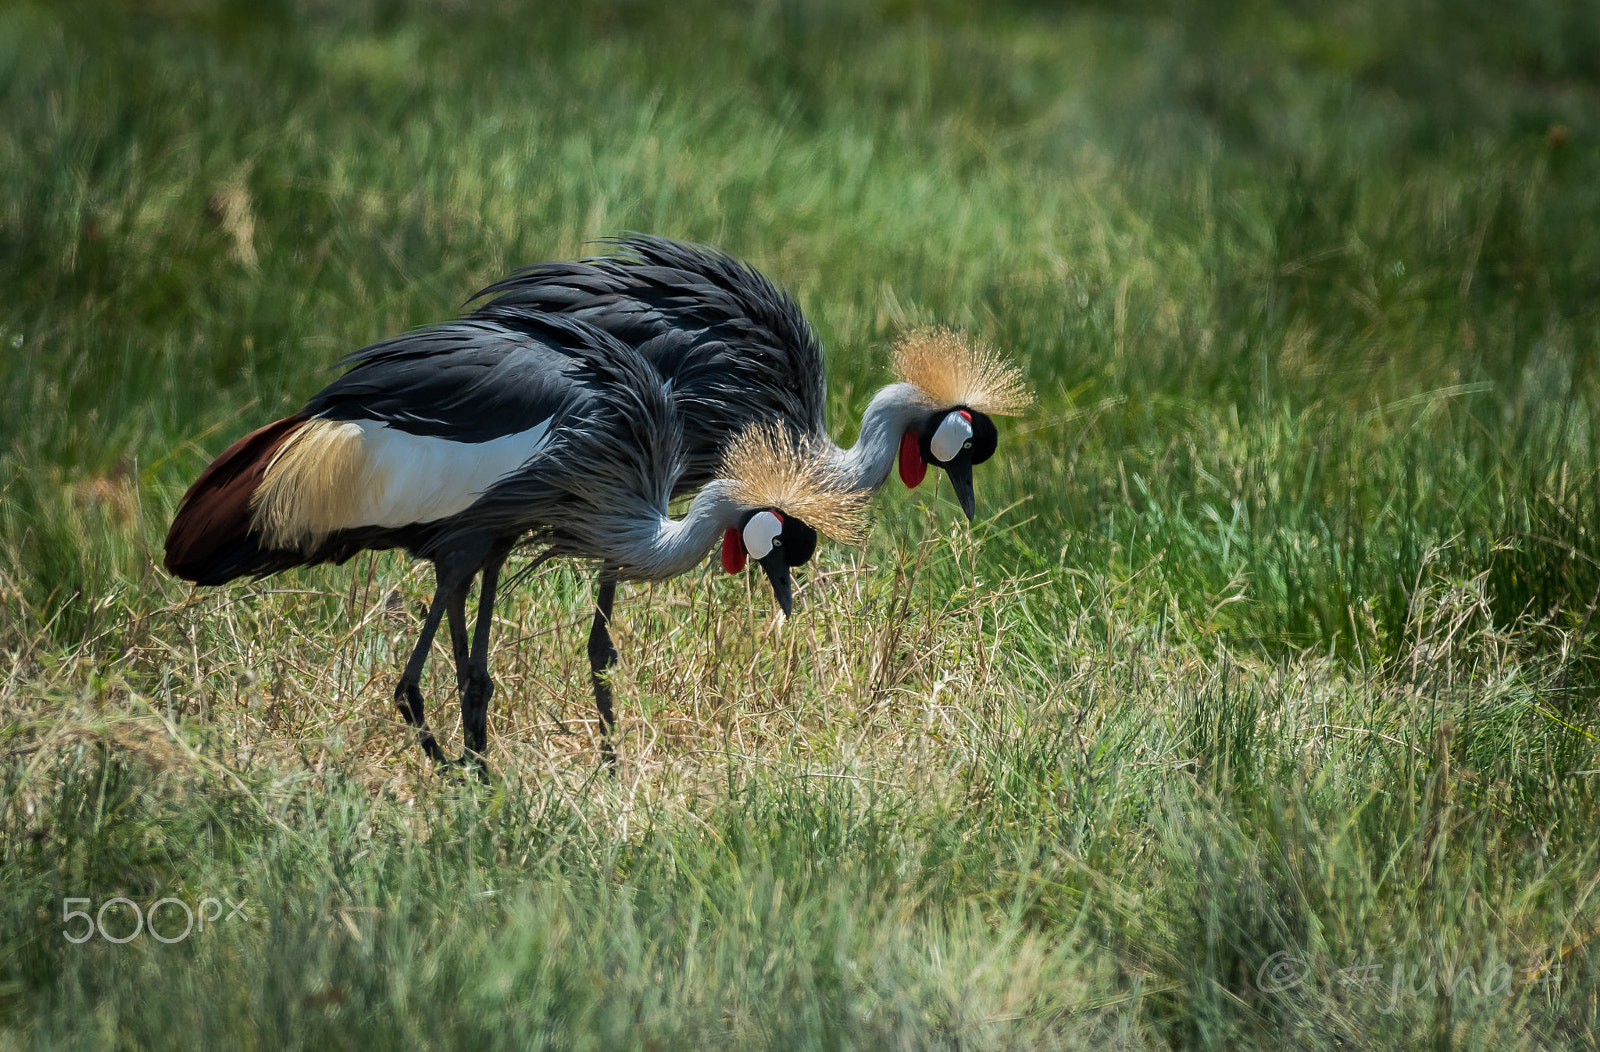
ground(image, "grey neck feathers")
xmin=602 ymin=479 xmax=744 ymax=581
xmin=831 ymin=383 xmax=933 ymax=494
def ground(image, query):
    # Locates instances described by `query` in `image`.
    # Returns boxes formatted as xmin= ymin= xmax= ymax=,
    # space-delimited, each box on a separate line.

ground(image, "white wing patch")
xmin=350 ymin=418 xmax=553 ymax=528
xmin=741 ymin=510 xmax=783 ymax=559
xmin=930 ymin=410 xmax=974 ymax=463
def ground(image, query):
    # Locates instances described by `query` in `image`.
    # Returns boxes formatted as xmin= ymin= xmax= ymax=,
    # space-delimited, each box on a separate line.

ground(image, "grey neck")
xmin=590 ymin=384 xmax=932 ymax=579
xmin=605 ymin=479 xmax=744 ymax=582
xmin=831 ymin=383 xmax=933 ymax=494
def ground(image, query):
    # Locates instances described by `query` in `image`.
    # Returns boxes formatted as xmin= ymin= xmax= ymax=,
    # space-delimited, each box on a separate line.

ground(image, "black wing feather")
xmin=304 ymin=318 xmax=593 ymax=443
xmin=468 ymin=235 xmax=828 ymax=487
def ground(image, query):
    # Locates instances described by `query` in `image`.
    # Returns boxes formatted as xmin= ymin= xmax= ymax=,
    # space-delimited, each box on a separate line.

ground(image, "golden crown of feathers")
xmin=892 ymin=327 xmax=1033 ymax=416
xmin=719 ymin=422 xmax=870 ymax=545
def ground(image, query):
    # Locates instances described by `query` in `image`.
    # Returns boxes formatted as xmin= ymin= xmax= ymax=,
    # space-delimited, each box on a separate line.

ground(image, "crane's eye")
xmin=968 ymin=411 xmax=1000 ymax=465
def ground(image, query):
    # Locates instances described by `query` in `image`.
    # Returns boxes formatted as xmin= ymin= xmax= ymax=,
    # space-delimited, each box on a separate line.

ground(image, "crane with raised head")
xmin=466 ymin=235 xmax=1032 ymax=755
xmin=163 ymin=312 xmax=867 ymax=774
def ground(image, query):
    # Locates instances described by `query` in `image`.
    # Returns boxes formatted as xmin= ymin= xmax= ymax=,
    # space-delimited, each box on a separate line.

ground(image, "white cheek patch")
xmin=930 ymin=411 xmax=974 ymax=463
xmin=741 ymin=511 xmax=783 ymax=559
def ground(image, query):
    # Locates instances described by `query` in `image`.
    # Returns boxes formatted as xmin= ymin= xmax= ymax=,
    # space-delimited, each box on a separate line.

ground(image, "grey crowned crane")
xmin=464 ymin=235 xmax=1032 ymax=750
xmin=162 ymin=313 xmax=867 ymax=774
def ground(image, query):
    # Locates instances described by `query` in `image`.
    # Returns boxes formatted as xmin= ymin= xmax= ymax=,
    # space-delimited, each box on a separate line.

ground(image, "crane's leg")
xmin=445 ymin=584 xmax=472 ymax=700
xmin=460 ymin=543 xmax=512 ymax=770
xmin=394 ymin=545 xmax=486 ymax=771
xmin=440 ymin=584 xmax=475 ymax=781
xmin=588 ymin=573 xmax=621 ymax=768
xmin=394 ymin=587 xmax=452 ymax=766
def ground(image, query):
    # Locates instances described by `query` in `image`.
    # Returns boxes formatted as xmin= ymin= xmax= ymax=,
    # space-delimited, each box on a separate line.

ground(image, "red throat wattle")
xmin=721 ymin=528 xmax=746 ymax=573
xmin=898 ymin=430 xmax=926 ymax=488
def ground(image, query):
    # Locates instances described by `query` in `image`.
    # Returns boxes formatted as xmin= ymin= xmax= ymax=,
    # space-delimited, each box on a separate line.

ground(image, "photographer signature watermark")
xmin=1255 ymin=950 xmax=1565 ymax=1013
xmin=62 ymin=896 xmax=249 ymax=945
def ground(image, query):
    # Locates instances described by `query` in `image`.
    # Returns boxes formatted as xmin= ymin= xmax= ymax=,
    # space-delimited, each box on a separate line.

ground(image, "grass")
xmin=3 ymin=0 xmax=1600 ymax=1046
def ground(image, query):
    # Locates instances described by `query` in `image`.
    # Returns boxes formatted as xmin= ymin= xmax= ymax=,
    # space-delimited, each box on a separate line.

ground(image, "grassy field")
xmin=3 ymin=0 xmax=1600 ymax=1046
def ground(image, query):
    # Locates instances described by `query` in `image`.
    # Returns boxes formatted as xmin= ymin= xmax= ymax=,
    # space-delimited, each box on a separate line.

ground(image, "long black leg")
xmin=460 ymin=544 xmax=511 ymax=765
xmin=444 ymin=584 xmax=472 ymax=701
xmin=588 ymin=572 xmax=621 ymax=767
xmin=394 ymin=586 xmax=451 ymax=766
xmin=430 ymin=580 xmax=480 ymax=781
xmin=393 ymin=540 xmax=494 ymax=772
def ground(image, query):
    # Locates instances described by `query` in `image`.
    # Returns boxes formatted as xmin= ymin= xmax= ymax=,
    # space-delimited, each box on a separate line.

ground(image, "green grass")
xmin=3 ymin=0 xmax=1600 ymax=1047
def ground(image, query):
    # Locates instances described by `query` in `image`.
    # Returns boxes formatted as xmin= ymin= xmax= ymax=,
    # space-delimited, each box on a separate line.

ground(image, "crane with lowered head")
xmin=163 ymin=311 xmax=867 ymax=775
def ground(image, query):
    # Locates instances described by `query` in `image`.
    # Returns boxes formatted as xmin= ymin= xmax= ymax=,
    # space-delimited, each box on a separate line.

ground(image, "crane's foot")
xmin=597 ymin=737 xmax=619 ymax=772
xmin=436 ymin=753 xmax=493 ymax=785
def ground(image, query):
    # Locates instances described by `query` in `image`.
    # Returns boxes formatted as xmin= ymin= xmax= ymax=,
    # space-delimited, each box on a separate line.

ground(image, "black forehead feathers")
xmin=968 ymin=410 xmax=998 ymax=464
xmin=779 ymin=515 xmax=817 ymax=566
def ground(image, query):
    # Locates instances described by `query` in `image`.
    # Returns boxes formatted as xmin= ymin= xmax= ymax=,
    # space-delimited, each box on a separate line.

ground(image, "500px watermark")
xmin=61 ymin=896 xmax=249 ymax=945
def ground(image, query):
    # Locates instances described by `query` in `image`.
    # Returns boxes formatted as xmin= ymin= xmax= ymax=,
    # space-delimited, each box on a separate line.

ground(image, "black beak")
xmin=944 ymin=455 xmax=977 ymax=521
xmin=756 ymin=549 xmax=794 ymax=616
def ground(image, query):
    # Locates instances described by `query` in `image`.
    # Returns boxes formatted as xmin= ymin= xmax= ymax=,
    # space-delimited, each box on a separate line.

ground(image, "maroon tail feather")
xmin=163 ymin=415 xmax=307 ymax=584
